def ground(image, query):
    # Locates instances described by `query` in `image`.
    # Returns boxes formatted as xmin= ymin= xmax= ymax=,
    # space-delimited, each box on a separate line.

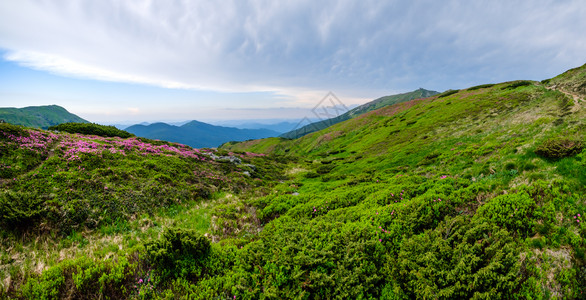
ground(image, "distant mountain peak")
xmin=0 ymin=104 xmax=88 ymax=129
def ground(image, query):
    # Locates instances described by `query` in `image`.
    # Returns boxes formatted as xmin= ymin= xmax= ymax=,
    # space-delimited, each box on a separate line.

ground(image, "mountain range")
xmin=125 ymin=120 xmax=280 ymax=148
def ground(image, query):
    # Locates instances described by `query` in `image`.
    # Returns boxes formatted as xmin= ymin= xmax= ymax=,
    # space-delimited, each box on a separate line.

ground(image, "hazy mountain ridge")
xmin=0 ymin=105 xmax=88 ymax=129
xmin=214 ymin=121 xmax=301 ymax=134
xmin=126 ymin=120 xmax=280 ymax=148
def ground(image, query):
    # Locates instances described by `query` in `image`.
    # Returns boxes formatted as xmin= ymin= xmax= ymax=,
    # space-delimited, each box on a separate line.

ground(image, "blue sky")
xmin=1 ymin=0 xmax=585 ymax=124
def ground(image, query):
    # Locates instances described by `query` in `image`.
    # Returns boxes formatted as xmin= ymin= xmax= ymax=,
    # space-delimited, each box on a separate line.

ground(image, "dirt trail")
xmin=545 ymin=86 xmax=583 ymax=112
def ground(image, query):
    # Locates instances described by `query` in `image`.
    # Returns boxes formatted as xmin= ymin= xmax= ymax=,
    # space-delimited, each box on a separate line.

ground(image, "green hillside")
xmin=0 ymin=105 xmax=88 ymax=129
xmin=279 ymin=88 xmax=438 ymax=139
xmin=1 ymin=64 xmax=586 ymax=299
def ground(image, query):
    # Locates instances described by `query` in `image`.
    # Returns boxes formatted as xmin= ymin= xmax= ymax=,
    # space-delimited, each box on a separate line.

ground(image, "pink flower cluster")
xmin=311 ymin=201 xmax=332 ymax=217
xmin=389 ymin=190 xmax=405 ymax=203
xmin=376 ymin=212 xmax=396 ymax=243
xmin=56 ymin=133 xmax=205 ymax=161
xmin=1 ymin=129 xmax=58 ymax=152
xmin=574 ymin=213 xmax=582 ymax=223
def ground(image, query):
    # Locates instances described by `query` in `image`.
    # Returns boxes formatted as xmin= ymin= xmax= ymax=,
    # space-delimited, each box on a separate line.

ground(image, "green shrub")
xmin=535 ymin=139 xmax=583 ymax=159
xmin=476 ymin=192 xmax=539 ymax=235
xmin=316 ymin=164 xmax=335 ymax=174
xmin=49 ymin=122 xmax=134 ymax=138
xmin=502 ymin=80 xmax=533 ymax=89
xmin=437 ymin=89 xmax=459 ymax=98
xmin=0 ymin=123 xmax=29 ymax=139
xmin=304 ymin=172 xmax=319 ymax=178
xmin=0 ymin=191 xmax=45 ymax=229
xmin=395 ymin=217 xmax=523 ymax=298
xmin=467 ymin=83 xmax=496 ymax=91
xmin=21 ymin=255 xmax=135 ymax=299
xmin=145 ymin=228 xmax=211 ymax=281
xmin=504 ymin=162 xmax=516 ymax=171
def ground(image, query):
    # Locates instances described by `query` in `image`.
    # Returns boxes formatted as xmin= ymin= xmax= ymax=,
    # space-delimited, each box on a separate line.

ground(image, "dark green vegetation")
xmin=49 ymin=122 xmax=134 ymax=138
xmin=535 ymin=139 xmax=584 ymax=159
xmin=1 ymin=63 xmax=586 ymax=299
xmin=0 ymin=105 xmax=87 ymax=129
xmin=279 ymin=88 xmax=438 ymax=139
xmin=126 ymin=120 xmax=280 ymax=148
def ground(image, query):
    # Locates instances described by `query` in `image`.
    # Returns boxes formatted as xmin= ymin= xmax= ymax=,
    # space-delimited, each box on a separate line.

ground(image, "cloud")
xmin=1 ymin=0 xmax=585 ymax=103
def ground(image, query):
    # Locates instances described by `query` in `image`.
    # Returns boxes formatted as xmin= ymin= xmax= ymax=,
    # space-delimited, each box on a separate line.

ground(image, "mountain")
xmin=279 ymin=88 xmax=438 ymax=139
xmin=2 ymin=63 xmax=586 ymax=299
xmin=225 ymin=121 xmax=300 ymax=134
xmin=0 ymin=104 xmax=88 ymax=129
xmin=125 ymin=120 xmax=280 ymax=148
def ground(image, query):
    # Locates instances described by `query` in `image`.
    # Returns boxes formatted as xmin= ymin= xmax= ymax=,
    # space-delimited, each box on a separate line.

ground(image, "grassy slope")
xmin=0 ymin=105 xmax=88 ymax=129
xmin=0 ymin=124 xmax=287 ymax=298
xmin=1 ymin=64 xmax=585 ymax=299
xmin=278 ymin=88 xmax=438 ymax=139
xmin=220 ymin=70 xmax=586 ymax=298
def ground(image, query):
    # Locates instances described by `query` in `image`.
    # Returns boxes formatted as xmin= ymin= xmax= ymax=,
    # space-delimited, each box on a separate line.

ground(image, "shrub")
xmin=476 ymin=192 xmax=539 ymax=235
xmin=395 ymin=217 xmax=523 ymax=298
xmin=49 ymin=122 xmax=134 ymax=138
xmin=535 ymin=139 xmax=583 ymax=159
xmin=304 ymin=172 xmax=319 ymax=178
xmin=316 ymin=164 xmax=335 ymax=174
xmin=437 ymin=89 xmax=459 ymax=98
xmin=504 ymin=162 xmax=516 ymax=171
xmin=20 ymin=255 xmax=134 ymax=299
xmin=0 ymin=191 xmax=45 ymax=229
xmin=0 ymin=123 xmax=29 ymax=139
xmin=502 ymin=80 xmax=533 ymax=89
xmin=145 ymin=228 xmax=211 ymax=281
xmin=467 ymin=83 xmax=496 ymax=91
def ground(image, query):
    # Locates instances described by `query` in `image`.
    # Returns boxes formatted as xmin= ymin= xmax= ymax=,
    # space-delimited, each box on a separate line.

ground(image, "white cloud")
xmin=1 ymin=0 xmax=586 ymax=105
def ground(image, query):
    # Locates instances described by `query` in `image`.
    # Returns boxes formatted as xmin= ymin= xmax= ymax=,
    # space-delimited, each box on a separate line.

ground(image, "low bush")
xmin=316 ymin=164 xmax=335 ymax=174
xmin=535 ymin=139 xmax=583 ymax=159
xmin=502 ymin=81 xmax=533 ymax=89
xmin=437 ymin=89 xmax=459 ymax=98
xmin=145 ymin=228 xmax=211 ymax=281
xmin=476 ymin=192 xmax=545 ymax=236
xmin=0 ymin=190 xmax=45 ymax=229
xmin=49 ymin=122 xmax=134 ymax=138
xmin=0 ymin=123 xmax=29 ymax=139
xmin=468 ymin=83 xmax=496 ymax=91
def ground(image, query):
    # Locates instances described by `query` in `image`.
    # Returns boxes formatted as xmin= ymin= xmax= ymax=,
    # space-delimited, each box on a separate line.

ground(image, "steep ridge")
xmin=279 ymin=88 xmax=438 ymax=139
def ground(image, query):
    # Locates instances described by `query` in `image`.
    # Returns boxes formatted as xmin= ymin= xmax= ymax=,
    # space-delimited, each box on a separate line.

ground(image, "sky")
xmin=0 ymin=0 xmax=585 ymax=124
